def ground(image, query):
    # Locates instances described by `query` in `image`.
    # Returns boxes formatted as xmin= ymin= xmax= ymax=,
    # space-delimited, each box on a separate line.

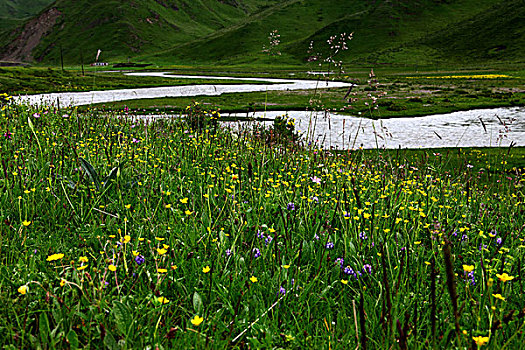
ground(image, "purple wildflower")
xmin=253 ymin=248 xmax=261 ymax=258
xmin=287 ymin=202 xmax=295 ymax=211
xmin=135 ymin=255 xmax=145 ymax=265
xmin=279 ymin=286 xmax=286 ymax=295
xmin=325 ymin=242 xmax=334 ymax=250
xmin=344 ymin=266 xmax=359 ymax=279
xmin=363 ymin=264 xmax=372 ymax=274
xmin=359 ymin=232 xmax=368 ymax=240
xmin=344 ymin=266 xmax=354 ymax=275
xmin=467 ymin=271 xmax=476 ymax=286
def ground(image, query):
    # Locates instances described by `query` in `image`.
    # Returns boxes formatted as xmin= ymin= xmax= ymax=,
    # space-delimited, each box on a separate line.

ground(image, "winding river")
xmin=15 ymin=72 xmax=352 ymax=106
xmin=15 ymin=72 xmax=524 ymax=149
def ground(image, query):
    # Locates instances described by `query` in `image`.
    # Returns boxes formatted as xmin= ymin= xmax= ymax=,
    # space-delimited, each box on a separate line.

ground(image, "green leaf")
xmin=103 ymin=331 xmax=118 ymax=350
xmin=27 ymin=116 xmax=42 ymax=156
xmin=67 ymin=329 xmax=79 ymax=349
xmin=103 ymin=162 xmax=125 ymax=190
xmin=79 ymin=157 xmax=100 ymax=190
xmin=27 ymin=116 xmax=35 ymax=131
xmin=112 ymin=301 xmax=132 ymax=336
xmin=193 ymin=291 xmax=203 ymax=314
xmin=39 ymin=312 xmax=50 ymax=345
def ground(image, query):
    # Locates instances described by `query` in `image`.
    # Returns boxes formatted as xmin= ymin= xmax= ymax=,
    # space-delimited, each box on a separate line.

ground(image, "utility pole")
xmin=60 ymin=45 xmax=64 ymax=72
xmin=81 ymin=49 xmax=85 ymax=76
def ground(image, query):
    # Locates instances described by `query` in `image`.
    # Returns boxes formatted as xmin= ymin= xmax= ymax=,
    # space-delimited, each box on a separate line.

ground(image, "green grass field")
xmin=85 ymin=67 xmax=524 ymax=118
xmin=1 ymin=95 xmax=524 ymax=348
xmin=0 ymin=67 xmax=273 ymax=96
xmin=2 ymin=65 xmax=524 ymax=119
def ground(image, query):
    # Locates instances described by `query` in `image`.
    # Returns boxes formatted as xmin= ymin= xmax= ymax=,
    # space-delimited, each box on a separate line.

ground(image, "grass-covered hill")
xmin=1 ymin=0 xmax=524 ymax=67
xmin=0 ymin=0 xmax=279 ymax=64
xmin=0 ymin=0 xmax=53 ymax=31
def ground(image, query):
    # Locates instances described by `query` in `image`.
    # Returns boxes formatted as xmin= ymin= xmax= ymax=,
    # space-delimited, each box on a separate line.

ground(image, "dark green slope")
xmin=143 ymin=0 xmax=368 ymax=64
xmin=0 ymin=0 xmax=53 ymax=31
xmin=1 ymin=0 xmax=279 ymax=63
xmin=0 ymin=0 xmax=53 ymax=18
xmin=144 ymin=0 xmax=525 ymax=66
xmin=2 ymin=0 xmax=524 ymax=66
xmin=419 ymin=0 xmax=525 ymax=63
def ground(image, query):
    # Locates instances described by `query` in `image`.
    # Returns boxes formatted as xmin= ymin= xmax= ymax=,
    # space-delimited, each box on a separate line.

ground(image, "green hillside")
xmin=0 ymin=0 xmax=53 ymax=18
xmin=1 ymin=0 xmax=278 ymax=63
xmin=1 ymin=0 xmax=524 ymax=66
xmin=0 ymin=0 xmax=53 ymax=31
xmin=146 ymin=0 xmax=524 ymax=66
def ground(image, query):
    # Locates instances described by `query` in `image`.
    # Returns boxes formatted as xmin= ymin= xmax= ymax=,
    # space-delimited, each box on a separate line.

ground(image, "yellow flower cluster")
xmin=408 ymin=74 xmax=511 ymax=79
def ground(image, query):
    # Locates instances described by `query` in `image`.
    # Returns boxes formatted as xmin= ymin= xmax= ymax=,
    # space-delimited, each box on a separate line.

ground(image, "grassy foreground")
xmin=0 ymin=97 xmax=524 ymax=348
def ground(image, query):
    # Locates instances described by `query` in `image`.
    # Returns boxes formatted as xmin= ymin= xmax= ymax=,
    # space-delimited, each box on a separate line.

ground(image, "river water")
xmin=15 ymin=72 xmax=352 ymax=106
xmin=14 ymin=72 xmax=524 ymax=149
xmin=219 ymin=108 xmax=525 ymax=149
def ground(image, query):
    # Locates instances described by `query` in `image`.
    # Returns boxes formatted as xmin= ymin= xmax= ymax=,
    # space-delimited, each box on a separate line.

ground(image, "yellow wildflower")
xmin=463 ymin=265 xmax=474 ymax=273
xmin=472 ymin=335 xmax=489 ymax=347
xmin=157 ymin=296 xmax=169 ymax=304
xmin=46 ymin=253 xmax=64 ymax=262
xmin=496 ymin=273 xmax=515 ymax=282
xmin=492 ymin=294 xmax=505 ymax=301
xmin=191 ymin=315 xmax=204 ymax=326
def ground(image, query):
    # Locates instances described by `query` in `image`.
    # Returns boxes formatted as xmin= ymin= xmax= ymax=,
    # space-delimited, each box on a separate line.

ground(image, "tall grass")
xmin=0 ymin=97 xmax=524 ymax=348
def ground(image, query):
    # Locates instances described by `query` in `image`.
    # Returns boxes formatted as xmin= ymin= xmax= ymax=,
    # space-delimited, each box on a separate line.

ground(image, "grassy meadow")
xmin=92 ymin=69 xmax=524 ymax=119
xmin=0 ymin=67 xmax=268 ymax=96
xmin=0 ymin=93 xmax=524 ymax=348
xmin=2 ymin=65 xmax=523 ymax=119
xmin=1 ymin=0 xmax=524 ymax=346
